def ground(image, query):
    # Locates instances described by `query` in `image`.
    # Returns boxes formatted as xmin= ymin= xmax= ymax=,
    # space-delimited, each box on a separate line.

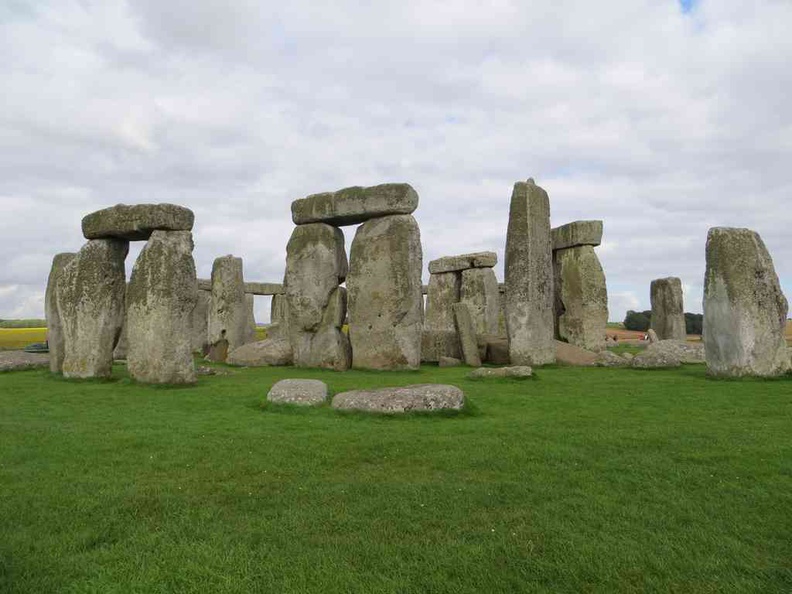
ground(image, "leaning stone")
xmin=190 ymin=290 xmax=210 ymax=353
xmin=555 ymin=340 xmax=598 ymax=366
xmin=57 ymin=239 xmax=128 ymax=378
xmin=428 ymin=251 xmax=497 ymax=274
xmin=468 ymin=366 xmax=533 ymax=379
xmin=554 ymin=245 xmax=608 ymax=352
xmin=594 ymin=351 xmax=630 ymax=367
xmin=267 ymin=379 xmax=328 ymax=406
xmin=551 ymin=220 xmax=603 ymax=251
xmin=452 ymin=303 xmax=482 ymax=367
xmin=504 ymin=179 xmax=556 ymax=365
xmin=621 ymin=352 xmax=635 ymax=361
xmin=207 ymin=255 xmax=248 ymax=361
xmin=332 ymin=384 xmax=465 ymax=413
xmin=631 ymin=348 xmax=682 ymax=369
xmin=423 ymin=272 xmax=461 ymax=361
xmin=126 ymin=230 xmax=197 ymax=384
xmin=704 ymin=228 xmax=789 ymax=377
xmin=650 ymin=277 xmax=686 ymax=341
xmin=45 ymin=252 xmax=76 ymax=373
xmin=292 ymin=183 xmax=419 ymax=226
xmin=439 ymin=356 xmax=462 ymax=367
xmin=347 ymin=215 xmax=423 ymax=370
xmin=461 ymin=267 xmax=500 ymax=336
xmin=82 ymin=204 xmax=194 ymax=240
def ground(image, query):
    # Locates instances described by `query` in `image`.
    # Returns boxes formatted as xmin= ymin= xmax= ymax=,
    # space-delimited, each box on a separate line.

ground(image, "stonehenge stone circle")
xmin=650 ymin=277 xmax=686 ymax=341
xmin=332 ymin=384 xmax=465 ymax=413
xmin=285 ymin=223 xmax=351 ymax=370
xmin=703 ymin=227 xmax=790 ymax=377
xmin=126 ymin=230 xmax=198 ymax=384
xmin=551 ymin=220 xmax=602 ymax=251
xmin=45 ymin=252 xmax=76 ymax=373
xmin=347 ymin=214 xmax=423 ymax=370
xmin=292 ymin=183 xmax=418 ymax=226
xmin=82 ymin=203 xmax=194 ymax=241
xmin=207 ymin=255 xmax=249 ymax=361
xmin=504 ymin=179 xmax=556 ymax=366
xmin=57 ymin=239 xmax=128 ymax=378
xmin=553 ymin=244 xmax=608 ymax=352
xmin=422 ymin=271 xmax=462 ymax=362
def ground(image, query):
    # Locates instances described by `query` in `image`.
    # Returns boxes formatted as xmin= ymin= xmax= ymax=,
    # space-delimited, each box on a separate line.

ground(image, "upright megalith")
xmin=347 ymin=214 xmax=423 ymax=369
xmin=45 ymin=252 xmax=76 ymax=373
xmin=504 ymin=179 xmax=555 ymax=365
xmin=703 ymin=227 xmax=790 ymax=377
xmin=57 ymin=239 xmax=128 ymax=378
xmin=126 ymin=230 xmax=198 ymax=384
xmin=422 ymin=271 xmax=461 ymax=362
xmin=285 ymin=223 xmax=350 ymax=370
xmin=245 ymin=294 xmax=257 ymax=345
xmin=207 ymin=255 xmax=248 ymax=361
xmin=292 ymin=183 xmax=418 ymax=226
xmin=460 ymin=267 xmax=500 ymax=336
xmin=650 ymin=277 xmax=686 ymax=341
xmin=452 ymin=303 xmax=482 ymax=367
xmin=191 ymin=289 xmax=210 ymax=353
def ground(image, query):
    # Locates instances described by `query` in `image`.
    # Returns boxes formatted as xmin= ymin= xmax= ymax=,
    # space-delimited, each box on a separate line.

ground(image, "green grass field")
xmin=1 ymin=362 xmax=790 ymax=593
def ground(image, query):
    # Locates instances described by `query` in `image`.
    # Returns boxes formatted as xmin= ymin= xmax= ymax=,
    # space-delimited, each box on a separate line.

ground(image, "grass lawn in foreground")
xmin=1 ymin=363 xmax=791 ymax=593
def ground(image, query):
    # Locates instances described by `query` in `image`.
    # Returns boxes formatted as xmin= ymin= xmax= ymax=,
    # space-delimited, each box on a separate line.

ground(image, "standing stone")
xmin=504 ymin=179 xmax=555 ymax=365
xmin=460 ymin=267 xmax=500 ymax=336
xmin=554 ymin=246 xmax=608 ymax=352
xmin=45 ymin=252 xmax=76 ymax=373
xmin=245 ymin=294 xmax=257 ymax=344
xmin=650 ymin=277 xmax=686 ymax=341
xmin=703 ymin=227 xmax=790 ymax=377
xmin=347 ymin=214 xmax=423 ymax=370
xmin=269 ymin=293 xmax=290 ymax=339
xmin=191 ymin=290 xmax=211 ymax=353
xmin=57 ymin=239 xmax=128 ymax=378
xmin=207 ymin=256 xmax=248 ymax=361
xmin=422 ymin=272 xmax=461 ymax=362
xmin=126 ymin=230 xmax=197 ymax=384
xmin=452 ymin=303 xmax=482 ymax=367
xmin=285 ymin=223 xmax=350 ymax=370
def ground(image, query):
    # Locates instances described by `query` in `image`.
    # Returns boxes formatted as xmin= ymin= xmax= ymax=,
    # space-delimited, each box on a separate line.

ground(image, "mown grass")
xmin=1 ymin=362 xmax=791 ymax=593
xmin=0 ymin=328 xmax=47 ymax=350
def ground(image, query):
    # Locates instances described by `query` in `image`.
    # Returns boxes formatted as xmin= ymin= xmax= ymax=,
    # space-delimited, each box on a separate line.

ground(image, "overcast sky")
xmin=2 ymin=0 xmax=790 ymax=323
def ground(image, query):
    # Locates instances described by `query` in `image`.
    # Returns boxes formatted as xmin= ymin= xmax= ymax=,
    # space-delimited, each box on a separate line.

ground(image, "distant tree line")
xmin=0 ymin=319 xmax=47 ymax=328
xmin=623 ymin=311 xmax=702 ymax=335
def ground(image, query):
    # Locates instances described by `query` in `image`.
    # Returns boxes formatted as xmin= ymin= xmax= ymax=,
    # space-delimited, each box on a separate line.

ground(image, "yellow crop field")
xmin=0 ymin=328 xmax=47 ymax=350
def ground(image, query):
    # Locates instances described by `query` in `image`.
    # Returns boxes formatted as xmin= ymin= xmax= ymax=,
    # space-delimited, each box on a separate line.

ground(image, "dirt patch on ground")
xmin=0 ymin=351 xmax=49 ymax=372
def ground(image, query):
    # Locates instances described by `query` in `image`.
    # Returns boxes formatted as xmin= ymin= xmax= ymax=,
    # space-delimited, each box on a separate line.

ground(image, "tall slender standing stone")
xmin=45 ymin=252 xmax=76 ymax=373
xmin=347 ymin=214 xmax=423 ymax=369
xmin=57 ymin=239 xmax=128 ymax=378
xmin=191 ymin=289 xmax=211 ymax=353
xmin=460 ymin=267 xmax=500 ymax=336
xmin=207 ymin=255 xmax=247 ymax=361
xmin=703 ymin=227 xmax=789 ymax=377
xmin=126 ymin=230 xmax=197 ymax=384
xmin=554 ymin=246 xmax=608 ymax=352
xmin=504 ymin=179 xmax=555 ymax=365
xmin=422 ymin=271 xmax=461 ymax=362
xmin=650 ymin=277 xmax=686 ymax=341
xmin=245 ymin=294 xmax=257 ymax=344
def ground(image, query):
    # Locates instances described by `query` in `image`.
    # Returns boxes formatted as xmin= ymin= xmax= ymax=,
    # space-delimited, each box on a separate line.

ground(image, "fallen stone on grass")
xmin=439 ymin=356 xmax=462 ymax=367
xmin=267 ymin=379 xmax=328 ymax=406
xmin=555 ymin=340 xmax=597 ymax=366
xmin=630 ymin=348 xmax=682 ymax=369
xmin=646 ymin=340 xmax=704 ymax=364
xmin=0 ymin=351 xmax=49 ymax=372
xmin=468 ymin=366 xmax=533 ymax=379
xmin=332 ymin=384 xmax=465 ymax=413
xmin=226 ymin=338 xmax=293 ymax=367
xmin=594 ymin=351 xmax=631 ymax=367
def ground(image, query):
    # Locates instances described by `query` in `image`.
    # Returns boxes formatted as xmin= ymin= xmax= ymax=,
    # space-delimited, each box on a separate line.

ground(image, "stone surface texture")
xmin=555 ymin=340 xmax=598 ymax=366
xmin=461 ymin=267 xmax=500 ymax=336
xmin=332 ymin=384 xmax=465 ymax=413
xmin=468 ymin=366 xmax=533 ymax=379
xmin=267 ymin=379 xmax=328 ymax=406
xmin=428 ymin=251 xmax=497 ymax=274
xmin=551 ymin=220 xmax=603 ymax=251
xmin=0 ymin=351 xmax=50 ymax=372
xmin=82 ymin=203 xmax=194 ymax=240
xmin=703 ymin=227 xmax=790 ymax=377
xmin=57 ymin=239 xmax=128 ymax=378
xmin=553 ymin=245 xmax=608 ymax=352
xmin=594 ymin=351 xmax=630 ymax=367
xmin=452 ymin=303 xmax=482 ymax=367
xmin=504 ymin=180 xmax=556 ymax=365
xmin=227 ymin=337 xmax=293 ymax=367
xmin=650 ymin=277 xmax=686 ymax=341
xmin=630 ymin=348 xmax=682 ymax=369
xmin=347 ymin=214 xmax=423 ymax=370
xmin=647 ymin=340 xmax=705 ymax=364
xmin=45 ymin=252 xmax=76 ymax=373
xmin=207 ymin=255 xmax=248 ymax=361
xmin=422 ymin=272 xmax=461 ymax=362
xmin=292 ymin=183 xmax=419 ymax=226
xmin=191 ymin=290 xmax=211 ymax=353
xmin=244 ymin=294 xmax=257 ymax=345
xmin=439 ymin=356 xmax=462 ymax=367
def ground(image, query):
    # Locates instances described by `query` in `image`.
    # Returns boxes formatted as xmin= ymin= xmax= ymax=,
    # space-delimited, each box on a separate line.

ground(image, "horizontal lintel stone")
xmin=197 ymin=279 xmax=284 ymax=295
xmin=82 ymin=203 xmax=194 ymax=241
xmin=551 ymin=220 xmax=603 ymax=251
xmin=428 ymin=251 xmax=497 ymax=274
xmin=291 ymin=183 xmax=418 ymax=226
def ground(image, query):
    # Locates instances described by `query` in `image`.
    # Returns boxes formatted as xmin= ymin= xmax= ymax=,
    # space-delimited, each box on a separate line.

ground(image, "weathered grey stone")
xmin=207 ymin=255 xmax=248 ymax=361
xmin=227 ymin=337 xmax=293 ymax=367
xmin=244 ymin=294 xmax=257 ymax=345
xmin=555 ymin=340 xmax=598 ymax=366
xmin=484 ymin=337 xmax=510 ymax=365
xmin=45 ymin=252 xmax=76 ymax=373
xmin=650 ymin=277 xmax=686 ymax=341
xmin=631 ymin=348 xmax=682 ymax=369
xmin=439 ymin=356 xmax=462 ymax=367
xmin=57 ymin=239 xmax=128 ymax=378
xmin=621 ymin=352 xmax=635 ymax=361
xmin=554 ymin=245 xmax=608 ymax=352
xmin=191 ymin=290 xmax=210 ymax=353
xmin=461 ymin=267 xmax=500 ymax=336
xmin=0 ymin=351 xmax=49 ymax=372
xmin=594 ymin=351 xmax=631 ymax=367
xmin=113 ymin=320 xmax=127 ymax=360
xmin=244 ymin=282 xmax=284 ymax=295
xmin=551 ymin=220 xmax=603 ymax=251
xmin=197 ymin=278 xmax=212 ymax=291
xmin=504 ymin=179 xmax=555 ymax=366
xmin=422 ymin=272 xmax=461 ymax=362
xmin=82 ymin=204 xmax=194 ymax=240
xmin=452 ymin=303 xmax=482 ymax=367
xmin=268 ymin=294 xmax=290 ymax=340
xmin=294 ymin=287 xmax=352 ymax=371
xmin=468 ymin=366 xmax=533 ymax=379
xmin=267 ymin=379 xmax=327 ymax=406
xmin=647 ymin=340 xmax=704 ymax=364
xmin=704 ymin=227 xmax=790 ymax=377
xmin=332 ymin=384 xmax=465 ymax=413
xmin=292 ymin=183 xmax=419 ymax=226
xmin=347 ymin=215 xmax=423 ymax=370
xmin=647 ymin=328 xmax=659 ymax=344
xmin=428 ymin=252 xmax=497 ymax=274
xmin=126 ymin=230 xmax=197 ymax=384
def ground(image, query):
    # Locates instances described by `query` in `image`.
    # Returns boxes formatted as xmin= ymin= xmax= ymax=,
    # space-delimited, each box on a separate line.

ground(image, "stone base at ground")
xmin=439 ymin=356 xmax=462 ymax=367
xmin=267 ymin=379 xmax=328 ymax=406
xmin=332 ymin=384 xmax=465 ymax=413
xmin=226 ymin=338 xmax=293 ymax=367
xmin=555 ymin=340 xmax=598 ymax=366
xmin=468 ymin=366 xmax=533 ymax=379
xmin=647 ymin=340 xmax=705 ymax=364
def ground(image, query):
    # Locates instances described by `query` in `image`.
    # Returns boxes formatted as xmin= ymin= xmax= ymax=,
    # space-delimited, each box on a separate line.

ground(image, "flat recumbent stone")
xmin=332 ymin=384 xmax=465 ymax=413
xmin=267 ymin=379 xmax=328 ymax=406
xmin=82 ymin=203 xmax=194 ymax=241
